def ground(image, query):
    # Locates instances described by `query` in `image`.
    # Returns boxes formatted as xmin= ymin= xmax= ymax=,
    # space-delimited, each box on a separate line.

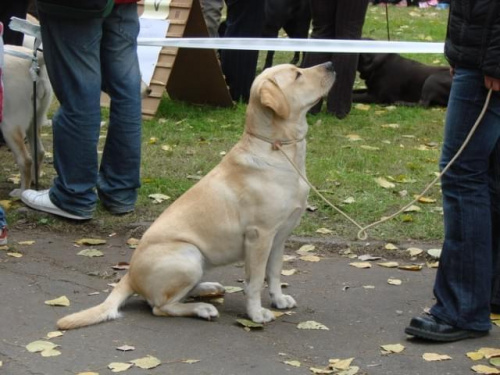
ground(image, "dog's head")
xmin=249 ymin=62 xmax=335 ymax=120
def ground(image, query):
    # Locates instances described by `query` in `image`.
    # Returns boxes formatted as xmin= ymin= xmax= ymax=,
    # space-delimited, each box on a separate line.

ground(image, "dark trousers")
xmin=301 ymin=0 xmax=369 ymax=118
xmin=220 ymin=0 xmax=265 ymax=103
xmin=0 ymin=0 xmax=29 ymax=45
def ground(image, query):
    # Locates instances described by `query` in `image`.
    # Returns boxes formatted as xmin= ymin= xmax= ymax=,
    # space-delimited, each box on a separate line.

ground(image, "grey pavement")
xmin=0 ymin=228 xmax=498 ymax=375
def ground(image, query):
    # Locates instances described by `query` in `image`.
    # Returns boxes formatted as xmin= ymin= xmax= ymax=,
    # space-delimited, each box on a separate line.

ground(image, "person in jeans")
xmin=21 ymin=0 xmax=142 ymax=220
xmin=300 ymin=0 xmax=369 ymax=119
xmin=405 ymin=0 xmax=500 ymax=342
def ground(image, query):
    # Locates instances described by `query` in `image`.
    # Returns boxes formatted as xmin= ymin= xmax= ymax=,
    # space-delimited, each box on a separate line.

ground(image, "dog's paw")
xmin=194 ymin=303 xmax=219 ymax=320
xmin=272 ymin=294 xmax=297 ymax=310
xmin=248 ymin=308 xmax=275 ymax=324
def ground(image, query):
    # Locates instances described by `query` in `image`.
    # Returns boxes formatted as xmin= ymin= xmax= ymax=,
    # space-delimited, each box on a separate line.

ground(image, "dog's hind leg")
xmin=137 ymin=243 xmax=219 ymax=320
xmin=1 ymin=125 xmax=32 ymax=196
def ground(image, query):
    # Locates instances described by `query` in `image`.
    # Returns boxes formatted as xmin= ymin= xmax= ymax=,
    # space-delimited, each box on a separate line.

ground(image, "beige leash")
xmin=253 ymin=89 xmax=493 ymax=240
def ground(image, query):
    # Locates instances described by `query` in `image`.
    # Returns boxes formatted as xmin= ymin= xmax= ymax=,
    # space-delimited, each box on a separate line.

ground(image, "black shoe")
xmin=405 ymin=315 xmax=489 ymax=342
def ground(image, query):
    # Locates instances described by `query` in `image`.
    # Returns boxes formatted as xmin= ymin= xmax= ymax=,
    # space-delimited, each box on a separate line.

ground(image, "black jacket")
xmin=445 ymin=0 xmax=500 ymax=79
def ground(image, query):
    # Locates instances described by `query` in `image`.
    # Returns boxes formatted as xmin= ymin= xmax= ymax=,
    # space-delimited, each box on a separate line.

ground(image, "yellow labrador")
xmin=57 ymin=62 xmax=335 ymax=329
xmin=1 ymin=45 xmax=52 ymax=197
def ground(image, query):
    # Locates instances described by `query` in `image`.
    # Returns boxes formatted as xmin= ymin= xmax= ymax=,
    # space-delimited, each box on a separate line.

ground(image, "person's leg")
xmin=220 ymin=0 xmax=265 ymax=102
xmin=0 ymin=206 xmax=7 ymax=245
xmin=326 ymin=0 xmax=369 ymax=118
xmin=37 ymin=12 xmax=103 ymax=218
xmin=300 ymin=0 xmax=335 ymax=113
xmin=98 ymin=3 xmax=142 ymax=214
xmin=489 ymin=140 xmax=500 ymax=311
xmin=431 ymin=68 xmax=500 ymax=332
xmin=200 ymin=0 xmax=223 ymax=37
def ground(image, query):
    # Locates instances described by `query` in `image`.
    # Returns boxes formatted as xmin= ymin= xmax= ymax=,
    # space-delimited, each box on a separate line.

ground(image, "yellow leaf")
xmin=182 ymin=359 xmax=200 ymax=364
xmin=75 ymin=238 xmax=106 ymax=245
xmin=46 ymin=331 xmax=64 ymax=339
xmin=126 ymin=237 xmax=140 ymax=249
xmin=44 ymin=296 xmax=70 ymax=307
xmin=377 ymin=262 xmax=399 ymax=268
xmin=349 ymin=262 xmax=372 ymax=269
xmin=77 ymin=373 xmax=99 ymax=375
xmin=296 ymin=244 xmax=316 ymax=255
xmin=148 ymin=137 xmax=158 ymax=144
xmin=316 ymin=228 xmax=333 ymax=234
xmin=342 ymin=197 xmax=356 ymax=204
xmin=0 ymin=200 xmax=12 ymax=210
xmin=224 ymin=286 xmax=243 ymax=293
xmin=310 ymin=367 xmax=334 ymax=374
xmin=354 ymin=103 xmax=370 ymax=111
xmin=398 ymin=264 xmax=423 ymax=271
xmin=77 ymin=249 xmax=104 ymax=258
xmin=18 ymin=240 xmax=35 ymax=246
xmin=281 ymin=269 xmax=297 ymax=276
xmin=329 ymin=358 xmax=354 ymax=370
xmin=7 ymin=174 xmax=21 ymax=184
xmin=407 ymin=248 xmax=423 ymax=257
xmin=108 ymin=362 xmax=133 ymax=373
xmin=297 ymin=320 xmax=329 ymax=330
xmin=346 ymin=134 xmax=363 ymax=141
xmin=416 ymin=196 xmax=436 ymax=204
xmin=471 ymin=365 xmax=500 ymax=374
xmin=40 ymin=348 xmax=62 ymax=357
xmin=26 ymin=340 xmax=59 ymax=353
xmin=422 ymin=353 xmax=452 ymax=361
xmin=478 ymin=348 xmax=500 ymax=359
xmin=236 ymin=318 xmax=263 ymax=329
xmin=490 ymin=313 xmax=500 ymax=320
xmin=360 ymin=145 xmax=380 ymax=151
xmin=7 ymin=252 xmax=23 ymax=258
xmin=284 ymin=360 xmax=301 ymax=367
xmin=467 ymin=352 xmax=485 ymax=361
xmin=381 ymin=343 xmax=405 ymax=354
xmin=381 ymin=123 xmax=400 ymax=129
xmin=130 ymin=355 xmax=162 ymax=369
xmin=374 ymin=177 xmax=395 ymax=189
xmin=404 ymin=205 xmax=421 ymax=213
xmin=387 ymin=278 xmax=402 ymax=286
xmin=148 ymin=193 xmax=171 ymax=204
xmin=300 ymin=255 xmax=321 ymax=262
xmin=385 ymin=243 xmax=398 ymax=250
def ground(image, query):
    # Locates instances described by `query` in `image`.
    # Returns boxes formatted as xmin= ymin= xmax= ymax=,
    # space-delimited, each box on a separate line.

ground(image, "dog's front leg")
xmin=244 ymin=227 xmax=275 ymax=323
xmin=266 ymin=242 xmax=297 ymax=310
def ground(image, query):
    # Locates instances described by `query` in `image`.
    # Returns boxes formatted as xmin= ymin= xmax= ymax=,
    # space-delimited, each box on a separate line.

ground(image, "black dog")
xmin=262 ymin=0 xmax=311 ymax=69
xmin=353 ymin=52 xmax=452 ymax=107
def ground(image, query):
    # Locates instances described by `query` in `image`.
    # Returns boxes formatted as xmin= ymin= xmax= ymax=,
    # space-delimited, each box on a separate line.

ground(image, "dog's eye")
xmin=295 ymin=71 xmax=302 ymax=80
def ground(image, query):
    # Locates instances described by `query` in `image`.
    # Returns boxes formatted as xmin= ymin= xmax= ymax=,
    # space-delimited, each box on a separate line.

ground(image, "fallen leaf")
xmin=316 ymin=228 xmax=333 ymax=234
xmin=404 ymin=205 xmax=421 ymax=212
xmin=297 ymin=244 xmax=316 ymax=255
xmin=7 ymin=252 xmax=22 ymax=258
xmin=126 ymin=238 xmax=140 ymax=248
xmin=407 ymin=247 xmax=423 ymax=257
xmin=427 ymin=261 xmax=439 ymax=268
xmin=148 ymin=193 xmax=170 ymax=204
xmin=343 ymin=197 xmax=356 ymax=204
xmin=349 ymin=262 xmax=372 ymax=269
xmin=26 ymin=340 xmax=59 ymax=353
xmin=281 ymin=269 xmax=297 ymax=276
xmin=284 ymin=360 xmax=301 ymax=367
xmin=416 ymin=196 xmax=436 ymax=204
xmin=374 ymin=177 xmax=395 ymax=189
xmin=224 ymin=286 xmax=243 ymax=293
xmin=427 ymin=248 xmax=442 ymax=258
xmin=75 ymin=238 xmax=106 ymax=246
xmin=77 ymin=249 xmax=104 ymax=258
xmin=385 ymin=243 xmax=398 ymax=250
xmin=467 ymin=352 xmax=485 ymax=361
xmin=300 ymin=255 xmax=321 ymax=262
xmin=45 ymin=296 xmax=70 ymax=307
xmin=182 ymin=359 xmax=200 ymax=364
xmin=387 ymin=278 xmax=402 ymax=286
xmin=40 ymin=348 xmax=62 ymax=357
xmin=377 ymin=261 xmax=399 ymax=268
xmin=478 ymin=348 xmax=500 ymax=359
xmin=116 ymin=345 xmax=135 ymax=352
xmin=337 ymin=366 xmax=360 ymax=375
xmin=398 ymin=264 xmax=423 ymax=271
xmin=0 ymin=200 xmax=12 ymax=210
xmin=423 ymin=353 xmax=452 ymax=361
xmin=77 ymin=373 xmax=99 ymax=375
xmin=490 ymin=358 xmax=500 ymax=367
xmin=471 ymin=365 xmax=500 ymax=374
xmin=381 ymin=343 xmax=405 ymax=354
xmin=354 ymin=103 xmax=370 ymax=111
xmin=283 ymin=255 xmax=297 ymax=262
xmin=346 ymin=134 xmax=363 ymax=141
xmin=148 ymin=137 xmax=158 ymax=144
xmin=108 ymin=362 xmax=133 ymax=373
xmin=46 ymin=331 xmax=64 ymax=339
xmin=358 ymin=255 xmax=381 ymax=261
xmin=360 ymin=145 xmax=380 ymax=151
xmin=236 ymin=318 xmax=264 ymax=329
xmin=18 ymin=241 xmax=35 ymax=245
xmin=381 ymin=123 xmax=400 ymax=129
xmin=329 ymin=358 xmax=354 ymax=370
xmin=297 ymin=320 xmax=329 ymax=330
xmin=363 ymin=285 xmax=375 ymax=289
xmin=7 ymin=174 xmax=21 ymax=184
xmin=130 ymin=356 xmax=161 ymax=369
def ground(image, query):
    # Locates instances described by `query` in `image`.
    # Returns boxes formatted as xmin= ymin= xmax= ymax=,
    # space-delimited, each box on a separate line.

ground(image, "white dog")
xmin=57 ymin=62 xmax=336 ymax=330
xmin=1 ymin=45 xmax=53 ymax=197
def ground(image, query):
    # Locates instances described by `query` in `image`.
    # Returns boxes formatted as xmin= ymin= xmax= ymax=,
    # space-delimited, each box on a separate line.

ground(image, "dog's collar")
xmin=246 ymin=131 xmax=305 ymax=150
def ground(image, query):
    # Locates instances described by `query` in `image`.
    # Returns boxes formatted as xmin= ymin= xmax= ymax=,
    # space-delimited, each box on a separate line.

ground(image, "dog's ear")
xmin=259 ymin=80 xmax=290 ymax=119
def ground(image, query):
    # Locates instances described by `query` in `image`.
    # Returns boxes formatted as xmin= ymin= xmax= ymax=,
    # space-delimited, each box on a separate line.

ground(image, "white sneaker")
xmin=21 ymin=189 xmax=90 ymax=220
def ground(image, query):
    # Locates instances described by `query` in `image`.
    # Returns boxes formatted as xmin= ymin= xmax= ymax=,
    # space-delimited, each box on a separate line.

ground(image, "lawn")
xmin=1 ymin=5 xmax=451 ymax=243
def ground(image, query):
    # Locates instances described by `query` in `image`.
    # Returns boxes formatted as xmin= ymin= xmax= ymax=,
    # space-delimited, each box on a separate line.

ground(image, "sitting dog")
xmin=57 ymin=62 xmax=336 ymax=329
xmin=262 ymin=0 xmax=311 ymax=69
xmin=1 ymin=45 xmax=52 ymax=197
xmin=353 ymin=52 xmax=452 ymax=107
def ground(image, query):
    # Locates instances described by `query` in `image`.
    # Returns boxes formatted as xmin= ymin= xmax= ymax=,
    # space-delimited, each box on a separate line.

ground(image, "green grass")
xmin=1 ymin=5 xmax=451 ymax=242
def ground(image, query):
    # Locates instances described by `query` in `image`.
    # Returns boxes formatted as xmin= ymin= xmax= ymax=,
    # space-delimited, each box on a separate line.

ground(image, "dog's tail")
xmin=57 ymin=273 xmax=134 ymax=330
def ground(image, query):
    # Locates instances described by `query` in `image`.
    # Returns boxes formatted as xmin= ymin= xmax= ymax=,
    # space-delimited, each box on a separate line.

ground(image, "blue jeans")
xmin=0 ymin=206 xmax=6 ymax=228
xmin=431 ymin=68 xmax=500 ymax=331
xmin=39 ymin=4 xmax=142 ymax=218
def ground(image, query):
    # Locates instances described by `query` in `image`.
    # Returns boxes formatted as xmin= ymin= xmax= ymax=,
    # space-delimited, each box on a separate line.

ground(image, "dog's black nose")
xmin=323 ymin=61 xmax=334 ymax=72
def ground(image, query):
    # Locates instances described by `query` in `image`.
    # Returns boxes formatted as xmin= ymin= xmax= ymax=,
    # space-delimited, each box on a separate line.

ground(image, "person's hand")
xmin=484 ymin=75 xmax=500 ymax=91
